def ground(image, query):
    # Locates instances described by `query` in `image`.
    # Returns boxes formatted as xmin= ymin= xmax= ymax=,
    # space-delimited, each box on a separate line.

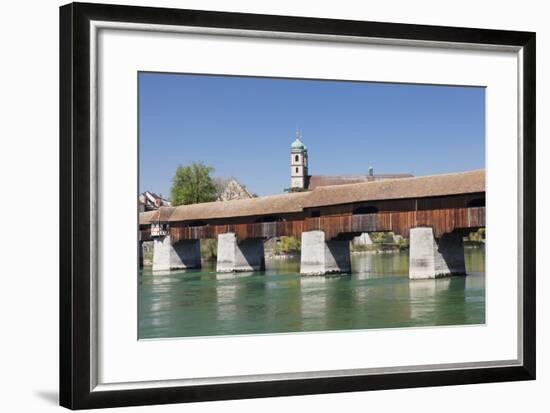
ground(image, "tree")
xmin=170 ymin=162 xmax=217 ymax=206
xmin=273 ymin=236 xmax=301 ymax=255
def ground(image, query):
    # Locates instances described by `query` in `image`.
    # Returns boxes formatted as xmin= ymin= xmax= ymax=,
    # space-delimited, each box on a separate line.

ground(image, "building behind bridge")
xmin=289 ymin=133 xmax=413 ymax=191
xmin=139 ymin=191 xmax=172 ymax=212
xmin=217 ymin=179 xmax=255 ymax=201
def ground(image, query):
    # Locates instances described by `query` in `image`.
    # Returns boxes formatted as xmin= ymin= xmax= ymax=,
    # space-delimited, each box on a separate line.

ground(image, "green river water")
xmin=138 ymin=248 xmax=485 ymax=339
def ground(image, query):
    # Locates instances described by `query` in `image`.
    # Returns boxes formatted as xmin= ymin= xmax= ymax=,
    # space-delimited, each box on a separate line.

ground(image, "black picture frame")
xmin=60 ymin=2 xmax=536 ymax=410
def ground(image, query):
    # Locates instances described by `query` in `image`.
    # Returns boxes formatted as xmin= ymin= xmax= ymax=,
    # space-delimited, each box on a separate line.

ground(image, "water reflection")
xmin=353 ymin=252 xmax=409 ymax=278
xmin=139 ymin=248 xmax=486 ymax=338
xmin=215 ymin=273 xmax=244 ymax=323
xmin=408 ymin=278 xmax=451 ymax=323
xmin=300 ymin=277 xmax=328 ymax=332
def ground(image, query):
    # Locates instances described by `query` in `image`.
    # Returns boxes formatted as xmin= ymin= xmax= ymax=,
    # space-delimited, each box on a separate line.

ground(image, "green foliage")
xmin=200 ymin=239 xmax=217 ymax=260
xmin=479 ymin=228 xmax=486 ymax=239
xmin=350 ymin=232 xmax=408 ymax=253
xmin=273 ymin=236 xmax=301 ymax=255
xmin=369 ymin=232 xmax=396 ymax=244
xmin=350 ymin=243 xmax=375 ymax=252
xmin=467 ymin=228 xmax=486 ymax=242
xmin=143 ymin=250 xmax=153 ymax=262
xmin=396 ymin=235 xmax=409 ymax=246
xmin=170 ymin=162 xmax=217 ymax=206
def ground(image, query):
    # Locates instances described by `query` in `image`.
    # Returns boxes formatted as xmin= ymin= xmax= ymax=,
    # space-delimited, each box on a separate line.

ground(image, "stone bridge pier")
xmin=300 ymin=230 xmax=351 ymax=275
xmin=216 ymin=233 xmax=266 ymax=272
xmin=152 ymin=235 xmax=201 ymax=272
xmin=409 ymin=227 xmax=466 ymax=279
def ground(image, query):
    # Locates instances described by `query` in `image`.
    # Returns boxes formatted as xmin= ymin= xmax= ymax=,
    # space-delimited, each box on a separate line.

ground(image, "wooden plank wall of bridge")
xmin=166 ymin=206 xmax=485 ymax=243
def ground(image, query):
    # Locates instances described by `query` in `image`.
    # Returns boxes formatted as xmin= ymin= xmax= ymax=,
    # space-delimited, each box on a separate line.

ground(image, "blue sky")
xmin=139 ymin=72 xmax=485 ymax=198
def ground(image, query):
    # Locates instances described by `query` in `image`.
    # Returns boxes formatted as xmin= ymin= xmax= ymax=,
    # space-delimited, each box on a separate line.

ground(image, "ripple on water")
xmin=138 ymin=249 xmax=486 ymax=338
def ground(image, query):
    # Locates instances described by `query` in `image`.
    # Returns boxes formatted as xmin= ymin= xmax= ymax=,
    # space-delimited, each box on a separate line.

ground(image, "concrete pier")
xmin=352 ymin=232 xmax=373 ymax=247
xmin=216 ymin=233 xmax=265 ymax=272
xmin=409 ymin=227 xmax=466 ymax=279
xmin=152 ymin=236 xmax=201 ymax=272
xmin=300 ymin=230 xmax=351 ymax=275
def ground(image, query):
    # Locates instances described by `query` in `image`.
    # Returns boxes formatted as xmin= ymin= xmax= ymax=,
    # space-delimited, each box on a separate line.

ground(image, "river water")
xmin=139 ymin=248 xmax=485 ymax=339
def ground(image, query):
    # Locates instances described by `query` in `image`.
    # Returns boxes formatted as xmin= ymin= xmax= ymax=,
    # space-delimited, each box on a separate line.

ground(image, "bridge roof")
xmin=166 ymin=191 xmax=309 ymax=222
xmin=139 ymin=210 xmax=157 ymax=225
xmin=141 ymin=192 xmax=310 ymax=224
xmin=303 ymin=169 xmax=485 ymax=208
xmin=139 ymin=206 xmax=176 ymax=224
xmin=307 ymin=173 xmax=414 ymax=189
xmin=139 ymin=169 xmax=485 ymax=224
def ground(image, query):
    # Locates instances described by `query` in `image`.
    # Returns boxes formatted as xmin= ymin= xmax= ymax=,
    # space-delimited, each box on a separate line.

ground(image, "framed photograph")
xmin=60 ymin=2 xmax=536 ymax=409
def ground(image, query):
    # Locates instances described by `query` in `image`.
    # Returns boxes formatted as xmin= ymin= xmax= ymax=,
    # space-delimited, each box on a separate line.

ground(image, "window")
xmin=295 ymin=155 xmax=299 ymax=162
xmin=296 ymin=167 xmax=299 ymax=173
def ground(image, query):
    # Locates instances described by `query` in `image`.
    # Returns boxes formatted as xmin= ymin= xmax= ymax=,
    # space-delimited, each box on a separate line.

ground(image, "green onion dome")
xmin=291 ymin=138 xmax=306 ymax=150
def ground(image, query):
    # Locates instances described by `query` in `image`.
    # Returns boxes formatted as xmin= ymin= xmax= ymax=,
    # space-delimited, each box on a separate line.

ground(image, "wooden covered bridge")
xmin=139 ymin=169 xmax=485 ymax=278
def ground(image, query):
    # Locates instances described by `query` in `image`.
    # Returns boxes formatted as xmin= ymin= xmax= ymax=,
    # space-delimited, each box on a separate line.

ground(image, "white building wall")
xmin=290 ymin=148 xmax=308 ymax=189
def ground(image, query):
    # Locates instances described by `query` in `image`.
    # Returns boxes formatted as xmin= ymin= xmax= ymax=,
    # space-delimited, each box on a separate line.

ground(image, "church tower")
xmin=290 ymin=131 xmax=308 ymax=189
